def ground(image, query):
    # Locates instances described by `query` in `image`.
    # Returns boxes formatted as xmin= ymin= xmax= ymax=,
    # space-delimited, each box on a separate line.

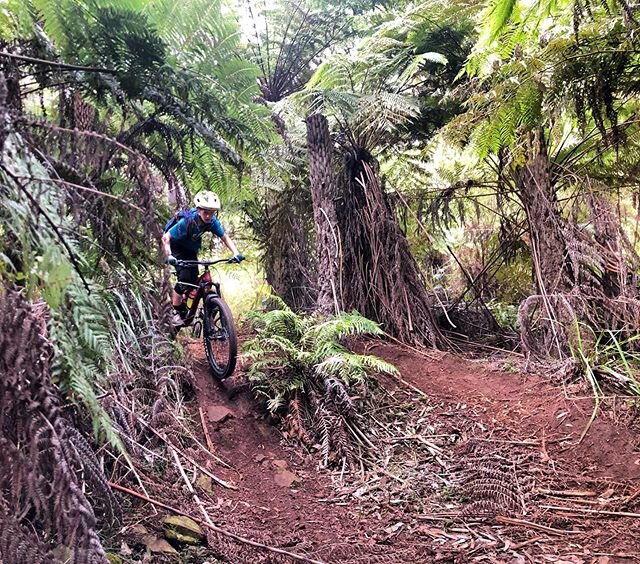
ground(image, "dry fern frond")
xmin=0 ymin=287 xmax=111 ymax=563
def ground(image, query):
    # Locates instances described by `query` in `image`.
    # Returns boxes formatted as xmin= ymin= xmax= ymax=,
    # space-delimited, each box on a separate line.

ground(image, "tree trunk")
xmin=514 ymin=130 xmax=569 ymax=295
xmin=263 ymin=182 xmax=317 ymax=311
xmin=336 ymin=144 xmax=443 ymax=347
xmin=306 ymin=114 xmax=341 ymax=315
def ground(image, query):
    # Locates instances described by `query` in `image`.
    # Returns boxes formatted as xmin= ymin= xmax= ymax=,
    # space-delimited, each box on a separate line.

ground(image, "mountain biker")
xmin=162 ymin=191 xmax=244 ymax=326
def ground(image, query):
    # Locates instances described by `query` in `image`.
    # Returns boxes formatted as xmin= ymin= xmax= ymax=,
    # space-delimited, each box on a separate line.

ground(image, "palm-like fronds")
xmin=244 ymin=0 xmax=358 ymax=103
xmin=315 ymin=353 xmax=398 ymax=383
xmin=245 ymin=306 xmax=305 ymax=341
xmin=302 ymin=311 xmax=384 ymax=347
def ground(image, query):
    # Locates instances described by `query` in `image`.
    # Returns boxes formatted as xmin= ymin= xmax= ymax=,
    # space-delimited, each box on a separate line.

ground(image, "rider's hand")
xmin=166 ymin=255 xmax=178 ymax=266
xmin=232 ymin=253 xmax=245 ymax=263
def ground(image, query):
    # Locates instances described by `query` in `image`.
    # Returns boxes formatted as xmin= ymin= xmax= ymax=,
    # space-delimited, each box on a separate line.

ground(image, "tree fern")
xmin=244 ymin=301 xmax=397 ymax=467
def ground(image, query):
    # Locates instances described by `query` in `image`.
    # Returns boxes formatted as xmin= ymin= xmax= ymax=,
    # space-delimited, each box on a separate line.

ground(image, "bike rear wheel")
xmin=203 ymin=295 xmax=237 ymax=380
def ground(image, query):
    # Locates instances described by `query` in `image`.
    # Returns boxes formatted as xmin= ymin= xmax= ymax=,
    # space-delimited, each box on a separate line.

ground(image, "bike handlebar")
xmin=172 ymin=257 xmax=237 ymax=267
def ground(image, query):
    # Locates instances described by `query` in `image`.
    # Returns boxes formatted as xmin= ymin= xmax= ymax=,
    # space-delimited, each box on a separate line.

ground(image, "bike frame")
xmin=173 ymin=258 xmax=234 ymax=328
xmin=171 ymin=256 xmax=239 ymax=379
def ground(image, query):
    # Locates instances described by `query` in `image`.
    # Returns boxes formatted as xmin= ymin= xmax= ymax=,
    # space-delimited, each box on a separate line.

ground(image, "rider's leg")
xmin=171 ymin=290 xmax=188 ymax=324
xmin=173 ymin=256 xmax=198 ymax=320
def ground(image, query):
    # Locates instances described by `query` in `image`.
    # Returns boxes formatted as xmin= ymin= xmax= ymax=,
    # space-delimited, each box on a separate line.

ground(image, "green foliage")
xmin=7 ymin=0 xmax=273 ymax=203
xmin=487 ymin=0 xmax=518 ymax=43
xmin=244 ymin=301 xmax=397 ymax=466
xmin=574 ymin=328 xmax=640 ymax=396
xmin=244 ymin=0 xmax=367 ymax=102
xmin=49 ymin=280 xmax=121 ymax=448
xmin=246 ymin=305 xmax=396 ymax=390
xmin=1 ymin=0 xmax=243 ymax=453
xmin=0 ymin=134 xmax=78 ymax=301
xmin=295 ymin=0 xmax=474 ymax=149
xmin=463 ymin=0 xmax=640 ymax=153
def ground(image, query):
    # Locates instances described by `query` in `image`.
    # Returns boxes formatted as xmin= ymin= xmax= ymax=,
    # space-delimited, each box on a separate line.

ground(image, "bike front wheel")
xmin=203 ymin=296 xmax=237 ymax=380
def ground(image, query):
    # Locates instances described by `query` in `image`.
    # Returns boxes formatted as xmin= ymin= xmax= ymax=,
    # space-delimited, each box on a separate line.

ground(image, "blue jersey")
xmin=168 ymin=213 xmax=225 ymax=254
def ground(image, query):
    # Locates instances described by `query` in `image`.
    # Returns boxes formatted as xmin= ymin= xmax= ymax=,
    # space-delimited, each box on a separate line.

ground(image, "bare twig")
xmin=0 ymin=51 xmax=116 ymax=73
xmin=495 ymin=515 xmax=582 ymax=535
xmin=170 ymin=412 xmax=231 ymax=468
xmin=113 ymin=395 xmax=232 ymax=471
xmin=541 ymin=504 xmax=640 ymax=518
xmin=170 ymin=447 xmax=215 ymax=528
xmin=199 ymin=406 xmax=216 ymax=454
xmin=108 ymin=397 xmax=237 ymax=489
xmin=538 ymin=489 xmax=596 ymax=497
xmin=12 ymin=175 xmax=144 ymax=211
xmin=165 ymin=437 xmax=236 ymax=490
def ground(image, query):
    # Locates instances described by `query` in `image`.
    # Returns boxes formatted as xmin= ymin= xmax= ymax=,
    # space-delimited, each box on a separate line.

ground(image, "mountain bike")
xmin=172 ymin=258 xmax=238 ymax=380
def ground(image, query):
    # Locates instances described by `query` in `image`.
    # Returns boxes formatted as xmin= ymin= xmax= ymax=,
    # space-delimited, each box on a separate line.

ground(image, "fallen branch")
xmin=179 ymin=447 xmax=237 ymax=490
xmin=108 ymin=482 xmax=327 ymax=564
xmin=382 ymin=333 xmax=441 ymax=362
xmin=473 ymin=438 xmax=541 ymax=446
xmin=540 ymin=429 xmax=551 ymax=463
xmin=495 ymin=515 xmax=582 ymax=535
xmin=108 ymin=391 xmax=231 ymax=469
xmin=199 ymin=406 xmax=216 ymax=454
xmin=170 ymin=412 xmax=232 ymax=469
xmin=130 ymin=410 xmax=236 ymax=487
xmin=541 ymin=504 xmax=640 ymax=518
xmin=170 ymin=447 xmax=215 ymax=528
xmin=538 ymin=489 xmax=597 ymax=497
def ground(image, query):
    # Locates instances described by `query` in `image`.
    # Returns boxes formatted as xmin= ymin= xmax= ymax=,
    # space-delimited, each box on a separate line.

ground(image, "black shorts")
xmin=172 ymin=248 xmax=198 ymax=295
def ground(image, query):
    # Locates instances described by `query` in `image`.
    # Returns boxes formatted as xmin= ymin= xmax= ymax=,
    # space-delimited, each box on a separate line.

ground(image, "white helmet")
xmin=194 ymin=190 xmax=221 ymax=211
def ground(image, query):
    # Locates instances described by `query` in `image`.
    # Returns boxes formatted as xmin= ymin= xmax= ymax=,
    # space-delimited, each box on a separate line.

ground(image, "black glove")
xmin=167 ymin=255 xmax=178 ymax=266
xmin=232 ymin=253 xmax=245 ymax=263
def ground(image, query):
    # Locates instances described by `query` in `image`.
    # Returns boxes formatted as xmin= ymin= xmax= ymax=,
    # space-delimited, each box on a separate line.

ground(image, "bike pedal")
xmin=191 ymin=321 xmax=202 ymax=338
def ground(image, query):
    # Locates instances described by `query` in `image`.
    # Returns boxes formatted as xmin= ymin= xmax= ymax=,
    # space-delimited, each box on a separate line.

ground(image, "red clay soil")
xmin=120 ymin=338 xmax=640 ymax=563
xmin=369 ymin=342 xmax=640 ymax=483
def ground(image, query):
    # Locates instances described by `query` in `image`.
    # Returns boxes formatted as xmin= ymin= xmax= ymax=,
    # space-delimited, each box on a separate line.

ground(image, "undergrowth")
xmin=243 ymin=298 xmax=399 ymax=468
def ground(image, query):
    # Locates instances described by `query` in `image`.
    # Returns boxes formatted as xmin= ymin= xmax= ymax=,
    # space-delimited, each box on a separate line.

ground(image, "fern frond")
xmin=244 ymin=305 xmax=395 ymax=468
xmin=304 ymin=311 xmax=384 ymax=345
xmin=316 ymin=353 xmax=399 ymax=384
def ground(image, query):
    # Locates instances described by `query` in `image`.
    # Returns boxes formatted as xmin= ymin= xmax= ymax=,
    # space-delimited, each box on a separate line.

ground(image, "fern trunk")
xmin=336 ymin=144 xmax=443 ymax=348
xmin=0 ymin=288 xmax=110 ymax=563
xmin=263 ymin=181 xmax=318 ymax=311
xmin=515 ymin=130 xmax=569 ymax=295
xmin=515 ymin=132 xmax=640 ymax=358
xmin=306 ymin=113 xmax=341 ymax=315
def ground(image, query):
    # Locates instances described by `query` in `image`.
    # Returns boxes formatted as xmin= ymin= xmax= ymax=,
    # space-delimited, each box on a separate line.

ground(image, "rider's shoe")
xmin=170 ymin=311 xmax=185 ymax=327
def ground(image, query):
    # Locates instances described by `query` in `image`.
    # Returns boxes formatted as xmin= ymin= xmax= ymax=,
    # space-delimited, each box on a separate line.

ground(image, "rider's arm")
xmin=163 ymin=218 xmax=190 ymax=258
xmin=161 ymin=231 xmax=173 ymax=258
xmin=210 ymin=217 xmax=240 ymax=257
xmin=220 ymin=233 xmax=240 ymax=256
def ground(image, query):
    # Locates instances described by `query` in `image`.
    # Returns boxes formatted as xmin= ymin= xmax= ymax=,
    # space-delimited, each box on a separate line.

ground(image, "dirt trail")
xmin=185 ymin=338 xmax=640 ymax=563
xmin=369 ymin=343 xmax=640 ymax=482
